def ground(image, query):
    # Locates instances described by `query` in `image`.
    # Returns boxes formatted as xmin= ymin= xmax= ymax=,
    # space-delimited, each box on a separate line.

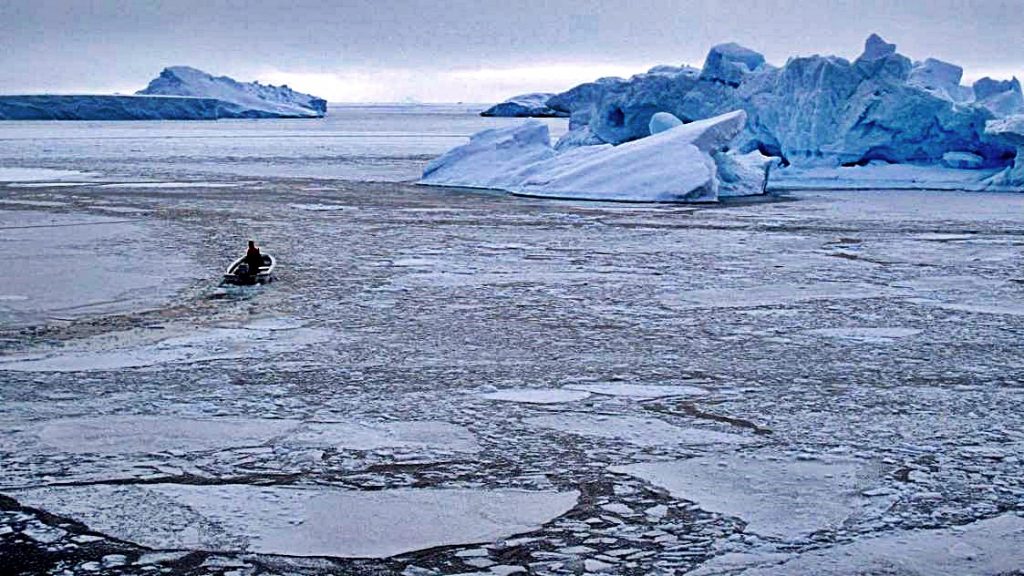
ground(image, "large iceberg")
xmin=0 ymin=95 xmax=225 ymax=120
xmin=137 ymin=66 xmax=327 ymax=118
xmin=527 ymin=34 xmax=1021 ymax=172
xmin=0 ymin=66 xmax=327 ymax=120
xmin=480 ymin=93 xmax=567 ymax=117
xmin=419 ymin=110 xmax=774 ymax=202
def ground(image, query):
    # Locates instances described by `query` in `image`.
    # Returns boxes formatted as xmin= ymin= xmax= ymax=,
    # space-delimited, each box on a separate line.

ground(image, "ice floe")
xmin=690 ymin=513 xmax=1024 ymax=575
xmin=0 ymin=320 xmax=331 ymax=372
xmin=611 ymin=455 xmax=890 ymax=540
xmin=526 ymin=414 xmax=754 ymax=448
xmin=563 ymin=383 xmax=707 ymax=398
xmin=9 ymin=485 xmax=578 ymax=558
xmin=480 ymin=388 xmax=593 ymax=404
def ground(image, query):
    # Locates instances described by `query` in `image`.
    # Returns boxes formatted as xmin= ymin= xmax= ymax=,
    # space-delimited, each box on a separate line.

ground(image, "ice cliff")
xmin=419 ymin=110 xmax=775 ymax=202
xmin=489 ymin=35 xmax=1023 ymax=172
xmin=0 ymin=66 xmax=327 ymax=120
xmin=481 ymin=93 xmax=566 ymax=117
xmin=137 ymin=66 xmax=327 ymax=118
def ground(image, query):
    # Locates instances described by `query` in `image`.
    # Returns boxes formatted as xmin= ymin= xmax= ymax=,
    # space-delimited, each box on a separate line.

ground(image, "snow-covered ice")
xmin=10 ymin=485 xmax=578 ymax=558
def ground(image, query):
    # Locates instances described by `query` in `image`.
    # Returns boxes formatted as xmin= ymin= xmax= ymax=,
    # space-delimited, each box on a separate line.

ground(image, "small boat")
xmin=222 ymin=253 xmax=275 ymax=285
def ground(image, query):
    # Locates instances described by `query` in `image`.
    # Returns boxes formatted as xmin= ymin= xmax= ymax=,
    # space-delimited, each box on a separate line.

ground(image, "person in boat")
xmin=242 ymin=240 xmax=263 ymax=276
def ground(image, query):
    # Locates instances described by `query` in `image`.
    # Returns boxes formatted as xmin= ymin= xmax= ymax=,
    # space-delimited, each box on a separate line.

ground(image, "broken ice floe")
xmin=689 ymin=513 xmax=1024 ymax=575
xmin=526 ymin=414 xmax=754 ymax=448
xmin=611 ymin=455 xmax=891 ymax=540
xmin=9 ymin=485 xmax=578 ymax=558
xmin=564 ymin=383 xmax=707 ymax=398
xmin=480 ymin=388 xmax=593 ymax=404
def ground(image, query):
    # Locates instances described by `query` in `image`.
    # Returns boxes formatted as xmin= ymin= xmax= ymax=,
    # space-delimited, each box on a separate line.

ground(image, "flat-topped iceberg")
xmin=420 ymin=110 xmax=775 ymax=202
xmin=0 ymin=66 xmax=327 ymax=120
xmin=480 ymin=93 xmax=566 ymax=117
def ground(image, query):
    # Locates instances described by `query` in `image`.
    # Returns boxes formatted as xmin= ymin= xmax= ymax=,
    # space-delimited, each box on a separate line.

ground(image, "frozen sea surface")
xmin=1 ymin=106 xmax=1023 ymax=575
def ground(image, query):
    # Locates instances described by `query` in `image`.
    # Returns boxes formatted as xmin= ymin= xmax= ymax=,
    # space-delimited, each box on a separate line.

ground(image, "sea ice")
xmin=8 ymin=485 xmax=579 ymax=558
xmin=480 ymin=388 xmax=593 ymax=404
xmin=525 ymin=414 xmax=754 ymax=447
xmin=563 ymin=383 xmax=707 ymax=398
xmin=28 ymin=416 xmax=300 ymax=455
xmin=690 ymin=514 xmax=1024 ymax=575
xmin=285 ymin=420 xmax=480 ymax=453
xmin=611 ymin=456 xmax=890 ymax=540
xmin=0 ymin=320 xmax=331 ymax=372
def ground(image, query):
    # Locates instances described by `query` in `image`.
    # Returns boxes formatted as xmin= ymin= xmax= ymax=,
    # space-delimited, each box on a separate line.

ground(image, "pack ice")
xmin=0 ymin=66 xmax=326 ymax=120
xmin=483 ymin=34 xmax=1023 ymax=179
xmin=419 ymin=109 xmax=776 ymax=202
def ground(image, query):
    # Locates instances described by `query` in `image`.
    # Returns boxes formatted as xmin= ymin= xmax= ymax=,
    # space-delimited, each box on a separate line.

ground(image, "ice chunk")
xmin=420 ymin=121 xmax=555 ymax=190
xmin=526 ymin=414 xmax=755 ymax=447
xmin=9 ymin=485 xmax=579 ymax=558
xmin=984 ymin=115 xmax=1024 ymax=187
xmin=973 ymin=77 xmax=1024 ymax=117
xmin=648 ymin=111 xmax=683 ymax=135
xmin=941 ymin=151 xmax=985 ymax=169
xmin=714 ymin=150 xmax=777 ymax=197
xmin=481 ymin=93 xmax=567 ymax=118
xmin=480 ymin=388 xmax=592 ymax=404
xmin=421 ymin=111 xmax=759 ymax=203
xmin=701 ymin=43 xmax=767 ymax=86
xmin=859 ymin=33 xmax=897 ymax=61
xmin=908 ymin=58 xmax=971 ymax=102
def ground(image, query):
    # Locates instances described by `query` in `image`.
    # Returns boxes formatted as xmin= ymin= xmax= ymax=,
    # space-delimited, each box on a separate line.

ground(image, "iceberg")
xmin=0 ymin=95 xmax=224 ymax=120
xmin=543 ymin=34 xmax=1018 ymax=171
xmin=480 ymin=93 xmax=567 ymax=117
xmin=0 ymin=66 xmax=327 ymax=120
xmin=984 ymin=115 xmax=1024 ymax=186
xmin=137 ymin=66 xmax=327 ymax=118
xmin=420 ymin=110 xmax=774 ymax=202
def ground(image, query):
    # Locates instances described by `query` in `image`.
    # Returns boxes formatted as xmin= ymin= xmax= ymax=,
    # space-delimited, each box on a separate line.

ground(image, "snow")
xmin=526 ymin=414 xmax=755 ymax=447
xmin=481 ymin=93 xmax=566 ymax=118
xmin=611 ymin=455 xmax=890 ymax=539
xmin=137 ymin=66 xmax=327 ymax=118
xmin=420 ymin=110 xmax=771 ymax=203
xmin=9 ymin=485 xmax=578 ymax=558
xmin=480 ymin=388 xmax=593 ymax=404
xmin=563 ymin=383 xmax=707 ymax=398
xmin=690 ymin=513 xmax=1024 ymax=576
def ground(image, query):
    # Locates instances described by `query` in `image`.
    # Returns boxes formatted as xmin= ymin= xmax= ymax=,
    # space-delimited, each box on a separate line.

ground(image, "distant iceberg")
xmin=419 ymin=110 xmax=775 ymax=202
xmin=137 ymin=66 xmax=327 ymax=118
xmin=480 ymin=93 xmax=567 ymax=118
xmin=0 ymin=66 xmax=327 ymax=120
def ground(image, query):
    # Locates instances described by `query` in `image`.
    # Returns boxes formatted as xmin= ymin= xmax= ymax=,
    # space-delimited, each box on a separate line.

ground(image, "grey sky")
xmin=2 ymin=0 xmax=1022 ymax=102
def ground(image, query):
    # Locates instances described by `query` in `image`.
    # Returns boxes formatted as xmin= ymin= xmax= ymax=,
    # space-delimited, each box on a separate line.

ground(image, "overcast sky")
xmin=2 ymin=0 xmax=1022 ymax=102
